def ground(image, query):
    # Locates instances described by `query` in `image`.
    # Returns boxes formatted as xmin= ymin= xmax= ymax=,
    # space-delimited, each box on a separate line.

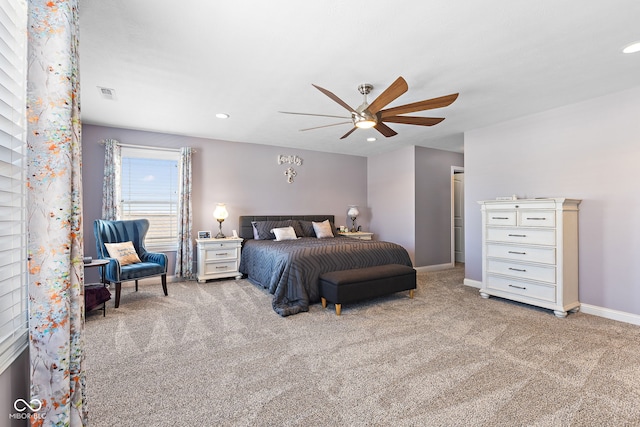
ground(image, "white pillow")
xmin=312 ymin=220 xmax=334 ymax=239
xmin=271 ymin=226 xmax=298 ymax=241
xmin=104 ymin=241 xmax=141 ymax=265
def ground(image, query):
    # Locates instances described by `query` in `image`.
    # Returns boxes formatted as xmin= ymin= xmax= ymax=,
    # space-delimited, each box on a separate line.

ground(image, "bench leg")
xmin=335 ymin=303 xmax=341 ymax=316
xmin=321 ymin=297 xmax=327 ymax=308
xmin=409 ymin=289 xmax=414 ymax=299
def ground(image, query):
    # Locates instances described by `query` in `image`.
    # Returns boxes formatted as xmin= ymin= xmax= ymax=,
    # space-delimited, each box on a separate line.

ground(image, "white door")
xmin=454 ymin=172 xmax=465 ymax=263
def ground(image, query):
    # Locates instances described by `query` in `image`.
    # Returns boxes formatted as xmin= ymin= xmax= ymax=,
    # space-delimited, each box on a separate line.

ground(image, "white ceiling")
xmin=79 ymin=0 xmax=640 ymax=157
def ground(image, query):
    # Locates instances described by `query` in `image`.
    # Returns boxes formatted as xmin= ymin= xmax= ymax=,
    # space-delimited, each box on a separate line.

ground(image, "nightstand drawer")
xmin=486 ymin=227 xmax=556 ymax=246
xmin=486 ymin=244 xmax=556 ymax=265
xmin=203 ymin=247 xmax=238 ymax=261
xmin=203 ymin=260 xmax=238 ymax=275
xmin=487 ymin=259 xmax=556 ymax=283
xmin=486 ymin=274 xmax=556 ymax=303
xmin=518 ymin=210 xmax=556 ymax=227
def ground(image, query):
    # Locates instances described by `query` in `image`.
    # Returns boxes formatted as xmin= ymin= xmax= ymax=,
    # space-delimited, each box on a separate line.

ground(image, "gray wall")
xmin=368 ymin=145 xmax=416 ymax=263
xmin=1 ymin=348 xmax=29 ymax=425
xmin=368 ymin=145 xmax=464 ymax=267
xmin=415 ymin=146 xmax=464 ymax=266
xmin=464 ymin=85 xmax=640 ymax=315
xmin=82 ymin=124 xmax=368 ymax=280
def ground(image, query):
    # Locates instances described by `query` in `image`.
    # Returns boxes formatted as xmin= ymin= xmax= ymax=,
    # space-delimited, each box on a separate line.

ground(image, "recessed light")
xmin=367 ymin=137 xmax=376 ymax=142
xmin=622 ymin=41 xmax=640 ymax=54
xmin=215 ymin=113 xmax=229 ymax=119
xmin=97 ymin=86 xmax=116 ymax=100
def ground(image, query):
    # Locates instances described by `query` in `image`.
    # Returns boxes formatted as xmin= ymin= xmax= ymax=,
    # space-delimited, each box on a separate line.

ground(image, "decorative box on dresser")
xmin=478 ymin=198 xmax=581 ymax=318
xmin=196 ymin=237 xmax=243 ymax=283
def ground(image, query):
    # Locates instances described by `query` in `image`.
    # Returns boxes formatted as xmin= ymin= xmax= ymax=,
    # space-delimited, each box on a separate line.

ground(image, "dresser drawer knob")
xmin=508 ymin=284 xmax=526 ymax=290
xmin=508 ymin=267 xmax=527 ymax=272
xmin=508 ymin=251 xmax=526 ymax=255
xmin=508 ymin=234 xmax=527 ymax=237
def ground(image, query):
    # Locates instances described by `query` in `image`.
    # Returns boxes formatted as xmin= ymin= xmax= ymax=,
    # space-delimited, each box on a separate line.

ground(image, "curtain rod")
xmin=98 ymin=141 xmax=184 ymax=153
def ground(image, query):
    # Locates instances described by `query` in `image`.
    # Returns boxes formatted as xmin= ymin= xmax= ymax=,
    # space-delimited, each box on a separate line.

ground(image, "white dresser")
xmin=196 ymin=237 xmax=243 ymax=283
xmin=478 ymin=198 xmax=581 ymax=318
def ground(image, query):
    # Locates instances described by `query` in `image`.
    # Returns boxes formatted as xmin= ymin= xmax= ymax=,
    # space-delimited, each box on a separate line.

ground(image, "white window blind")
xmin=0 ymin=0 xmax=28 ymax=374
xmin=120 ymin=146 xmax=179 ymax=251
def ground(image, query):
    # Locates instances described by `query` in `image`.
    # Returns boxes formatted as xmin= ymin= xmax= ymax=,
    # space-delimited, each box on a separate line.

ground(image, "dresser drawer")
xmin=203 ymin=260 xmax=238 ymax=275
xmin=518 ymin=210 xmax=556 ymax=227
xmin=487 ymin=259 xmax=556 ymax=283
xmin=203 ymin=246 xmax=238 ymax=262
xmin=486 ymin=244 xmax=556 ymax=265
xmin=484 ymin=200 xmax=558 ymax=210
xmin=486 ymin=211 xmax=517 ymax=226
xmin=486 ymin=274 xmax=556 ymax=303
xmin=486 ymin=227 xmax=556 ymax=246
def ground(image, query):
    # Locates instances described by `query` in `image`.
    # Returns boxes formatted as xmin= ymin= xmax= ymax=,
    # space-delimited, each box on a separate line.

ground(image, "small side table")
xmin=196 ymin=237 xmax=243 ymax=283
xmin=84 ymin=259 xmax=110 ymax=316
xmin=338 ymin=231 xmax=374 ymax=240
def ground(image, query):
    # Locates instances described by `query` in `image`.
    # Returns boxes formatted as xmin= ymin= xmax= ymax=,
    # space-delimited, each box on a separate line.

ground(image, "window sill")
xmin=146 ymin=243 xmax=178 ymax=253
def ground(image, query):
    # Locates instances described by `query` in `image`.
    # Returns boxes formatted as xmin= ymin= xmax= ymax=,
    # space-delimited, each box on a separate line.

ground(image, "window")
xmin=120 ymin=146 xmax=179 ymax=251
xmin=0 ymin=0 xmax=28 ymax=374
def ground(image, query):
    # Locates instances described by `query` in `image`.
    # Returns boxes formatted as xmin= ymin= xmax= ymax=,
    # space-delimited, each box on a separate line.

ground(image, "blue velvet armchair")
xmin=94 ymin=219 xmax=168 ymax=308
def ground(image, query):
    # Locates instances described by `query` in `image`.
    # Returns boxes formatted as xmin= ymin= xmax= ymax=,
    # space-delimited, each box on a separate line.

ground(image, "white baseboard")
xmin=462 ymin=277 xmax=640 ymax=326
xmin=580 ymin=303 xmax=640 ymax=326
xmin=415 ymin=263 xmax=454 ymax=273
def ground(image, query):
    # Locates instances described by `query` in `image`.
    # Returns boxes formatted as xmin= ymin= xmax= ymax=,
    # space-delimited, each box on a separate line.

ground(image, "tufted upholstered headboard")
xmin=239 ymin=215 xmax=335 ymax=240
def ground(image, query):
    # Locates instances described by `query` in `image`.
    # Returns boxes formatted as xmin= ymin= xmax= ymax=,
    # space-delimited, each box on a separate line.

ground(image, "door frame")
xmin=450 ymin=166 xmax=465 ymax=266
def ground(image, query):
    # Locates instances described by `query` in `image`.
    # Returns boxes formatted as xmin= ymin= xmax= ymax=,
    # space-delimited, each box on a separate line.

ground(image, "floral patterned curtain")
xmin=101 ymin=138 xmax=121 ymax=220
xmin=27 ymin=0 xmax=87 ymax=425
xmin=175 ymin=147 xmax=194 ymax=278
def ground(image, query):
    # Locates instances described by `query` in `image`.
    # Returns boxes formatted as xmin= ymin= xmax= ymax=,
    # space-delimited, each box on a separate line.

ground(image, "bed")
xmin=238 ymin=215 xmax=413 ymax=316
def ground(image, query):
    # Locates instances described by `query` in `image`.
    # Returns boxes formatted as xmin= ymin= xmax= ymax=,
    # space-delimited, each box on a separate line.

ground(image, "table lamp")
xmin=213 ymin=203 xmax=229 ymax=238
xmin=347 ymin=205 xmax=360 ymax=232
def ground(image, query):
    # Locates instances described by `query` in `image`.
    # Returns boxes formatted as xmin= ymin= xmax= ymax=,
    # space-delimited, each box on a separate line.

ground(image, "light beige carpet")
xmin=84 ymin=266 xmax=640 ymax=426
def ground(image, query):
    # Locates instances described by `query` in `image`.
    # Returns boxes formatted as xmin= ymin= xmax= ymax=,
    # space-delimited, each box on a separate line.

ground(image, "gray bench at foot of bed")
xmin=319 ymin=264 xmax=416 ymax=315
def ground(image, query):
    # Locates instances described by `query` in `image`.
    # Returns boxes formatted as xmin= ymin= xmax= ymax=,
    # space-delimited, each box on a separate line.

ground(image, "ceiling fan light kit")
xmin=281 ymin=76 xmax=458 ymax=139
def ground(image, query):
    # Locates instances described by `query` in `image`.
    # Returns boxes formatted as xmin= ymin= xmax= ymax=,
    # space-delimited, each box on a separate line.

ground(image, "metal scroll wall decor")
xmin=278 ymin=155 xmax=303 ymax=183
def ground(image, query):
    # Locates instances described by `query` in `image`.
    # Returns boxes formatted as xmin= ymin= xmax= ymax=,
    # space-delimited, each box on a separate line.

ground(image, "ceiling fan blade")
xmin=280 ymin=111 xmax=351 ymax=119
xmin=374 ymin=122 xmax=398 ymax=138
xmin=340 ymin=127 xmax=358 ymax=139
xmin=300 ymin=121 xmax=352 ymax=132
xmin=380 ymin=93 xmax=459 ymax=118
xmin=367 ymin=77 xmax=408 ymax=115
xmin=312 ymin=84 xmax=357 ymax=114
xmin=382 ymin=116 xmax=445 ymax=126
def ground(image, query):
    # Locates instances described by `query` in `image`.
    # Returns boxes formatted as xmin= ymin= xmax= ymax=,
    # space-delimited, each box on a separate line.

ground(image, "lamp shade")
xmin=347 ymin=206 xmax=359 ymax=218
xmin=213 ymin=203 xmax=229 ymax=220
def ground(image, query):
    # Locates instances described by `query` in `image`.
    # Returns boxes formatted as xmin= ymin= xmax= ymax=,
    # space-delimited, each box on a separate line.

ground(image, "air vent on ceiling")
xmin=97 ymin=86 xmax=117 ymax=100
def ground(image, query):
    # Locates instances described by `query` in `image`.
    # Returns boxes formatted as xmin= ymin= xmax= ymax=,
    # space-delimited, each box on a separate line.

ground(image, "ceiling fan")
xmin=280 ymin=76 xmax=458 ymax=139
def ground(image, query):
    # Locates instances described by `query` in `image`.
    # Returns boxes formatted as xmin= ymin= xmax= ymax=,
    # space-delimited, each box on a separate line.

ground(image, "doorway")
xmin=451 ymin=166 xmax=465 ymax=265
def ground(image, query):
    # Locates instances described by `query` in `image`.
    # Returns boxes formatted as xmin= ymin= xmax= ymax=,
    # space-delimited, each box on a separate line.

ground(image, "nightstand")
xmin=84 ymin=259 xmax=110 ymax=316
xmin=338 ymin=231 xmax=373 ymax=240
xmin=196 ymin=237 xmax=243 ymax=283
